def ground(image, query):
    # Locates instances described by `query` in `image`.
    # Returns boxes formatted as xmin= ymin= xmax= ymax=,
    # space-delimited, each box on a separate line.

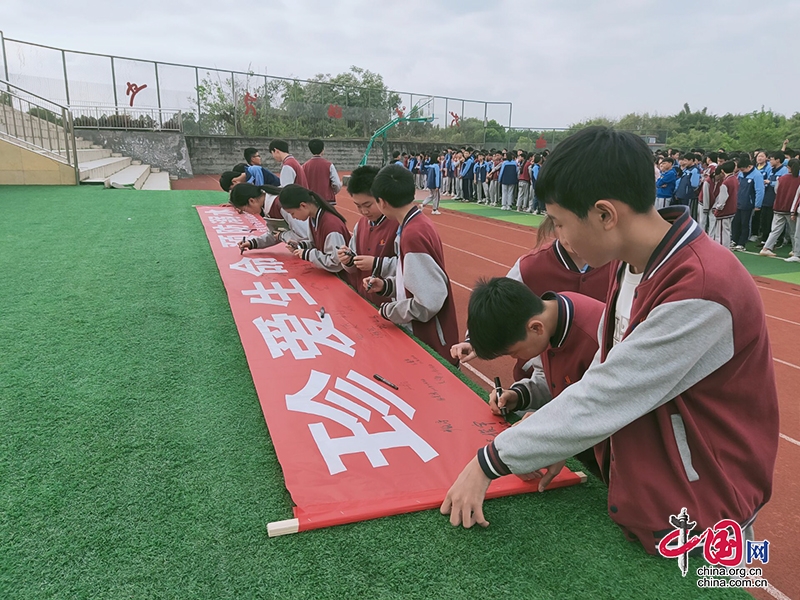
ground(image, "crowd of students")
xmin=390 ymin=147 xmax=550 ymax=214
xmin=654 ymin=143 xmax=800 ymax=260
xmin=217 ymin=130 xmax=779 ymax=565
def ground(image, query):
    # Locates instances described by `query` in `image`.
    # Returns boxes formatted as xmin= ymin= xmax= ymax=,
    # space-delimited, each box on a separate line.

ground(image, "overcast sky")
xmin=2 ymin=0 xmax=798 ymax=128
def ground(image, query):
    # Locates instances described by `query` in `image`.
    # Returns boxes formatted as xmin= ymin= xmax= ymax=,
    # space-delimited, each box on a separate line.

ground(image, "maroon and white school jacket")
xmin=509 ymin=292 xmax=604 ymax=409
xmin=378 ymin=207 xmax=460 ymax=365
xmin=711 ymin=174 xmax=739 ymax=218
xmin=507 ymin=240 xmax=611 ymax=381
xmin=773 ymin=173 xmax=800 ymax=214
xmin=479 ymin=207 xmax=778 ymax=555
xmin=297 ymin=208 xmax=351 ymax=273
xmin=342 ymin=215 xmax=398 ymax=306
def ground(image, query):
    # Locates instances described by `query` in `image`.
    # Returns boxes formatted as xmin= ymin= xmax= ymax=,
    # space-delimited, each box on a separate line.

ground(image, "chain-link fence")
xmin=508 ymin=127 xmax=670 ymax=152
xmin=0 ymin=32 xmax=512 ymax=143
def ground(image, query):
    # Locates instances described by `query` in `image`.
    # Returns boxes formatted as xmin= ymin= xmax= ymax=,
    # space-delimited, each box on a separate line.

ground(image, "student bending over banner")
xmin=467 ymin=277 xmax=604 ymax=480
xmin=278 ymin=185 xmax=351 ymax=275
xmin=364 ymin=164 xmax=460 ymax=365
xmin=441 ymin=127 xmax=778 ymax=558
xmin=337 ymin=166 xmax=398 ymax=306
xmin=233 ymin=183 xmax=309 ymax=249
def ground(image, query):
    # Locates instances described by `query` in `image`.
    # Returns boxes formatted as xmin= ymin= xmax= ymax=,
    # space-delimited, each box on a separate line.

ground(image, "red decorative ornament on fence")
xmin=327 ymin=104 xmax=343 ymax=119
xmin=244 ymin=92 xmax=258 ymax=117
xmin=125 ymin=82 xmax=147 ymax=107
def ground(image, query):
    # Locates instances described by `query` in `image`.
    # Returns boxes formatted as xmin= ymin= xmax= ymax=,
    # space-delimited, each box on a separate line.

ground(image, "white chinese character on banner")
xmin=208 ymin=216 xmax=242 ymax=224
xmin=253 ymin=313 xmax=354 ymax=359
xmin=242 ymin=279 xmax=316 ymax=307
xmin=204 ymin=209 xmax=235 ymax=215
xmin=287 ymin=369 xmax=438 ymax=475
xmin=230 ymin=257 xmax=288 ymax=275
xmin=219 ymin=235 xmax=246 ymax=248
xmin=214 ymin=224 xmax=252 ymax=235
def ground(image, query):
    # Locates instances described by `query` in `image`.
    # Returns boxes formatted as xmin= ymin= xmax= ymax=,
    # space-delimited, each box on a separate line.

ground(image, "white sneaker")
xmin=748 ymin=235 xmax=759 ymax=242
xmin=759 ymin=248 xmax=776 ymax=257
xmin=431 ymin=210 xmax=441 ymax=215
xmin=785 ymin=256 xmax=800 ymax=263
xmin=733 ymin=245 xmax=745 ymax=251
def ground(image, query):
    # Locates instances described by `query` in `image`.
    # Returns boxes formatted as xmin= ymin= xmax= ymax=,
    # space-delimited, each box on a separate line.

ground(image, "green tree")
xmin=734 ymin=109 xmax=788 ymax=151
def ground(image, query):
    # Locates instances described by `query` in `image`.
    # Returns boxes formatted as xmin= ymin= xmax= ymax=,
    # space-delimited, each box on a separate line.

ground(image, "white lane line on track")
xmin=757 ymin=284 xmax=800 ymax=299
xmin=780 ymin=433 xmax=800 ymax=448
xmin=443 ymin=244 xmax=513 ymax=270
xmin=767 ymin=314 xmax=800 ymax=327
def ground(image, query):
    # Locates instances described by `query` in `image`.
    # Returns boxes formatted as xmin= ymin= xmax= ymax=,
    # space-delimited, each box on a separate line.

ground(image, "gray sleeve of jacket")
xmin=378 ymin=256 xmax=397 ymax=277
xmin=283 ymin=209 xmax=309 ymax=242
xmin=506 ymin=258 xmax=523 ymax=282
xmin=510 ymin=368 xmax=554 ymax=411
xmin=381 ymin=252 xmax=448 ymax=324
xmin=303 ymin=231 xmax=347 ymax=273
xmin=249 ymin=231 xmax=280 ymax=249
xmin=494 ymin=299 xmax=735 ymax=473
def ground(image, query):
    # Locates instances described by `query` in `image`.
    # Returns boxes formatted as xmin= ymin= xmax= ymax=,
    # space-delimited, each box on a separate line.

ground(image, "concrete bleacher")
xmin=1 ymin=103 xmax=172 ymax=189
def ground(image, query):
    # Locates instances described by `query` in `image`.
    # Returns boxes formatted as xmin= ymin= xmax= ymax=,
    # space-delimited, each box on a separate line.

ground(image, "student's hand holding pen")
xmin=363 ymin=276 xmax=384 ymax=293
xmin=336 ymin=247 xmax=354 ymax=264
xmin=489 ymin=388 xmax=520 ymax=416
xmin=238 ymin=239 xmax=252 ymax=252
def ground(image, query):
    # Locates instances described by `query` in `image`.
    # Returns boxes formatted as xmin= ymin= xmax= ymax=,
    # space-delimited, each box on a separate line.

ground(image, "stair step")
xmin=141 ymin=171 xmax=171 ymax=191
xmin=90 ymin=144 xmax=104 ymax=149
xmin=169 ymin=175 xmax=178 ymax=181
xmin=78 ymin=156 xmax=132 ymax=181
xmin=111 ymin=152 xmax=122 ymax=157
xmin=75 ymin=139 xmax=94 ymax=149
xmin=131 ymin=160 xmax=142 ymax=165
xmin=150 ymin=167 xmax=160 ymax=173
xmin=76 ymin=148 xmax=112 ymax=162
xmin=107 ymin=164 xmax=151 ymax=190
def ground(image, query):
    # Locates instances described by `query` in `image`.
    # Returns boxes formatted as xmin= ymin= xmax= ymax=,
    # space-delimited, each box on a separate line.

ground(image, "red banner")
xmin=196 ymin=206 xmax=585 ymax=535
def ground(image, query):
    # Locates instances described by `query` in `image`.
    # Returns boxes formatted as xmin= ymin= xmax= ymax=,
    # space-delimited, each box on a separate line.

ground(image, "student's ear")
xmin=594 ymin=200 xmax=619 ymax=230
xmin=527 ymin=317 xmax=545 ymax=336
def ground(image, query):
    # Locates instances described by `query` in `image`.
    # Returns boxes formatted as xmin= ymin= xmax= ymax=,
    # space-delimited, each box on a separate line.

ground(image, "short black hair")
xmin=737 ymin=155 xmax=752 ymax=169
xmin=268 ymin=139 xmax=289 ymax=153
xmin=347 ymin=165 xmax=380 ymax=196
xmin=770 ymin=151 xmax=786 ymax=161
xmin=244 ymin=147 xmax=259 ymax=164
xmin=467 ymin=278 xmax=544 ymax=360
xmin=707 ymin=152 xmax=719 ymax=163
xmin=534 ymin=126 xmax=656 ymax=218
xmin=371 ymin=164 xmax=415 ymax=208
xmin=392 ymin=151 xmax=401 ymax=159
xmin=219 ymin=171 xmax=238 ymax=192
xmin=661 ymin=156 xmax=674 ymax=165
xmin=308 ymin=139 xmax=325 ymax=155
xmin=718 ymin=161 xmax=736 ymax=175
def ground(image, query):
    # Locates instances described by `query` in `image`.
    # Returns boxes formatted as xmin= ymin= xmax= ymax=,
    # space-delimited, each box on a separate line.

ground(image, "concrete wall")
xmin=0 ymin=138 xmax=78 ymax=185
xmin=76 ymin=130 xmax=193 ymax=178
xmin=185 ymin=136 xmax=445 ymax=174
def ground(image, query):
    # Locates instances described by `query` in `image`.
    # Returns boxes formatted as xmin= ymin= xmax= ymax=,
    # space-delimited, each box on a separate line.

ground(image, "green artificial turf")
xmin=439 ymin=198 xmax=546 ymax=227
xmin=0 ymin=185 xmax=748 ymax=599
xmin=735 ymin=245 xmax=800 ymax=284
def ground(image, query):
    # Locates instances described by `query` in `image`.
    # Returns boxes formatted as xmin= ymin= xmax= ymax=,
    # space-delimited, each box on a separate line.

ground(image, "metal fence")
xmin=0 ymin=77 xmax=79 ymax=182
xmin=0 ymin=32 xmax=512 ymax=143
xmin=70 ymin=105 xmax=182 ymax=131
xmin=508 ymin=127 xmax=670 ymax=151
